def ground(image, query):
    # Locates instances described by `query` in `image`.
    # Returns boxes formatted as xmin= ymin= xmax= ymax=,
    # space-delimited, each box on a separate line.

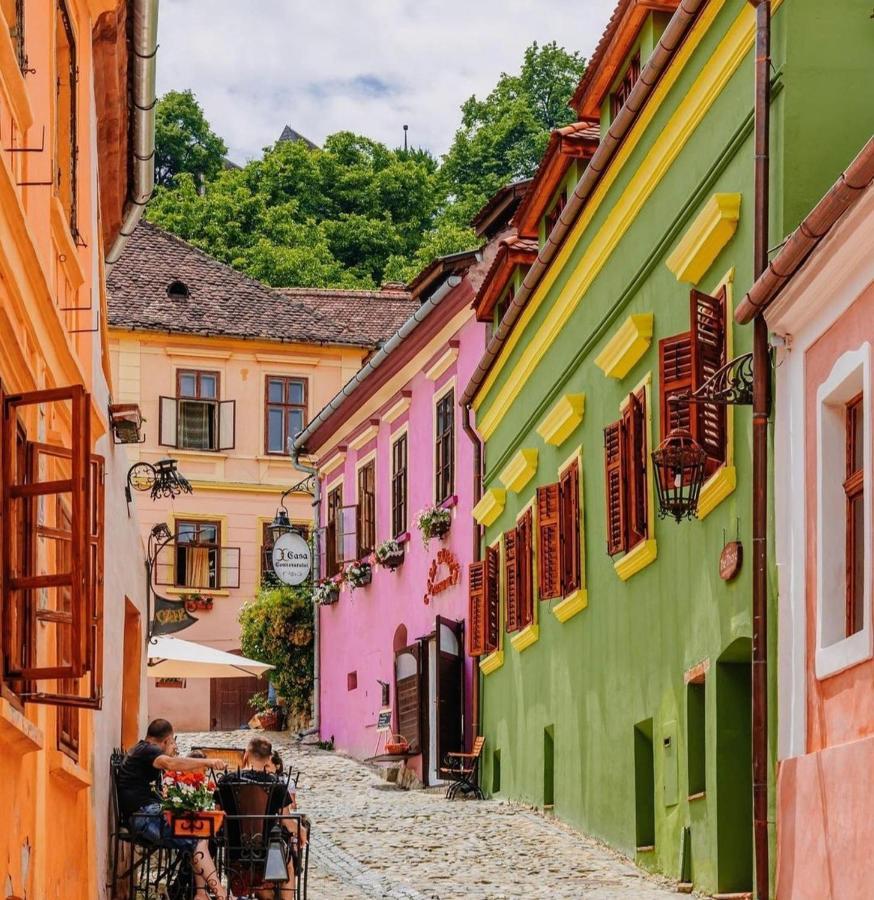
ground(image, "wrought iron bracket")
xmin=675 ymin=351 xmax=754 ymax=407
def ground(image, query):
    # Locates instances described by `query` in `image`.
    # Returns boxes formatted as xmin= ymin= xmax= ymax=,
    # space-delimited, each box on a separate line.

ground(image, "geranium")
xmin=345 ymin=560 xmax=372 ymax=589
xmin=414 ymin=505 xmax=452 ymax=548
xmin=160 ymin=771 xmax=218 ymax=814
xmin=312 ymin=579 xmax=340 ymax=605
xmin=375 ymin=539 xmax=405 ymax=570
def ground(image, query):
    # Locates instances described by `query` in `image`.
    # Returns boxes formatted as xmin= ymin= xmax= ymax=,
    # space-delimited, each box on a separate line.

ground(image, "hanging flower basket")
xmin=415 ymin=506 xmax=452 ymax=548
xmin=163 ymin=809 xmax=225 ymax=839
xmin=313 ymin=580 xmax=340 ymax=605
xmin=346 ymin=561 xmax=372 ymax=589
xmin=385 ymin=734 xmax=410 ymax=755
xmin=375 ymin=539 xmax=405 ymax=571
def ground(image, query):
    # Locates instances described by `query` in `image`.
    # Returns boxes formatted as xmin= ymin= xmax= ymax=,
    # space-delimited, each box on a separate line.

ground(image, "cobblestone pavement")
xmin=178 ymin=731 xmax=693 ymax=899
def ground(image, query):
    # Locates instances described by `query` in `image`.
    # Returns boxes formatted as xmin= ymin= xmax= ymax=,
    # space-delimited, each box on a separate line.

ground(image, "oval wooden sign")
xmin=719 ymin=541 xmax=743 ymax=581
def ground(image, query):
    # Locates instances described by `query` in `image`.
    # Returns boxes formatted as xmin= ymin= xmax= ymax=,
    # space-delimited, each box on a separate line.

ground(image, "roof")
xmin=569 ymin=0 xmax=680 ymax=119
xmin=278 ymin=125 xmax=318 ymax=149
xmin=107 ymin=222 xmax=387 ymax=348
xmin=513 ymin=122 xmax=600 ymax=236
xmin=470 ymin=179 xmax=533 ymax=238
xmin=405 ymin=248 xmax=482 ymax=300
xmin=473 ymin=235 xmax=539 ymax=323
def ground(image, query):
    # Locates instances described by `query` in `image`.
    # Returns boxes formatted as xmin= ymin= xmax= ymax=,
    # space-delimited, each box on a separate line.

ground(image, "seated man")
xmin=117 ymin=718 xmax=230 ymax=900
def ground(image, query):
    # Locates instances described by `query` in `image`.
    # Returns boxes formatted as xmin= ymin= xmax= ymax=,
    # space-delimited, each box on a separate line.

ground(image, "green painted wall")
xmin=474 ymin=1 xmax=873 ymax=896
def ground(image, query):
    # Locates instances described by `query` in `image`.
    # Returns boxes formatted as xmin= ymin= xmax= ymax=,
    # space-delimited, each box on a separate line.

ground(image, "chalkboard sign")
xmin=376 ymin=708 xmax=392 ymax=732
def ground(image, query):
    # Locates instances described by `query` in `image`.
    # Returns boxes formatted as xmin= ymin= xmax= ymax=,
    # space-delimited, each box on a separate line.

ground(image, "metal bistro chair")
xmin=217 ymin=772 xmax=310 ymax=900
xmin=439 ymin=736 xmax=486 ymax=800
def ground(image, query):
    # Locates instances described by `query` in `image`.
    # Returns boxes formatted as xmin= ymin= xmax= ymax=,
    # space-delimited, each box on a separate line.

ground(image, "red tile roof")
xmin=472 ymin=234 xmax=539 ymax=323
xmin=470 ymin=179 xmax=533 ymax=238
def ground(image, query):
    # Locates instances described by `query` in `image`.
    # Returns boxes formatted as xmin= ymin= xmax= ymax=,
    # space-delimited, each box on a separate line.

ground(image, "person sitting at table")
xmin=117 ymin=718 xmax=230 ymax=900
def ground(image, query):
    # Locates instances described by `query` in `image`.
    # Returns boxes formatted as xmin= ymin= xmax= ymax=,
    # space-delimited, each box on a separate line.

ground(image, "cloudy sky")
xmin=155 ymin=1 xmax=616 ymax=165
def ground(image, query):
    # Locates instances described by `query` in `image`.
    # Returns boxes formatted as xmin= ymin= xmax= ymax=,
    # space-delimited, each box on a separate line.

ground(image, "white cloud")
xmin=155 ymin=0 xmax=616 ymax=164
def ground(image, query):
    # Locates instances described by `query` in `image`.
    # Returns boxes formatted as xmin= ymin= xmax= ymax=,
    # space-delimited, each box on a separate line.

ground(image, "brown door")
xmin=435 ymin=616 xmax=464 ymax=765
xmin=209 ymin=651 xmax=267 ymax=730
xmin=394 ymin=643 xmax=421 ymax=751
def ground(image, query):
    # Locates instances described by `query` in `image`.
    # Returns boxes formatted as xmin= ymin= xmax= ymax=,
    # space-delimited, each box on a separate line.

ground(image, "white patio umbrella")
xmin=147 ymin=636 xmax=274 ymax=679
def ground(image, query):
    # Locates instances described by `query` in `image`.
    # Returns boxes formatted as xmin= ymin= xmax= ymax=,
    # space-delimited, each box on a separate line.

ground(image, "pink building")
xmin=736 ymin=139 xmax=874 ymax=898
xmin=293 ymin=244 xmax=497 ymax=785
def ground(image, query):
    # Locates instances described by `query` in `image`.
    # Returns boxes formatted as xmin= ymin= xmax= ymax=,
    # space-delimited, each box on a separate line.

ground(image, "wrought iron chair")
xmin=439 ymin=735 xmax=486 ymax=800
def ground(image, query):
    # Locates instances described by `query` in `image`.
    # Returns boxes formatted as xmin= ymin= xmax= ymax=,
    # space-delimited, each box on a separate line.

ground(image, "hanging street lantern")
xmin=651 ymin=427 xmax=708 ymax=522
xmin=269 ymin=505 xmax=293 ymax=540
xmin=150 ymin=458 xmax=193 ymax=500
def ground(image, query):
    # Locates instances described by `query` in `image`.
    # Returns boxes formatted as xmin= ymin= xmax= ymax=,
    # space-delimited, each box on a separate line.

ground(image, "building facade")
xmin=0 ymin=0 xmax=155 ymax=896
xmin=108 ymin=223 xmax=416 ymax=732
xmin=463 ymin=0 xmax=872 ymax=896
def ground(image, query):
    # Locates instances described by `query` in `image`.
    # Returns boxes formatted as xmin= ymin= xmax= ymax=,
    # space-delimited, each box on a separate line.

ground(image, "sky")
xmin=155 ymin=1 xmax=616 ymax=165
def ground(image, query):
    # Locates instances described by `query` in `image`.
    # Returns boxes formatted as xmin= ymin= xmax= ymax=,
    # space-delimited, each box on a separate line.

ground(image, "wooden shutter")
xmin=394 ymin=643 xmax=421 ymax=751
xmin=158 ymin=396 xmax=178 ymax=447
xmin=504 ymin=529 xmax=519 ymax=633
xmin=517 ymin=509 xmax=534 ymax=628
xmin=690 ymin=288 xmax=727 ymax=470
xmin=218 ymin=399 xmax=236 ymax=451
xmin=626 ymin=391 xmax=648 ymax=547
xmin=467 ymin=560 xmax=485 ymax=656
xmin=604 ymin=421 xmax=626 ymax=555
xmin=659 ymin=332 xmax=693 ymax=441
xmin=537 ymin=484 xmax=561 ymax=599
xmin=560 ymin=460 xmax=581 ymax=595
xmin=484 ymin=544 xmax=500 ymax=653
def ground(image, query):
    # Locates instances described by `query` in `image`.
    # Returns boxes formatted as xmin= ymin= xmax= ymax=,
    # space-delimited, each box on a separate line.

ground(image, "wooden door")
xmin=394 ymin=643 xmax=421 ymax=752
xmin=435 ymin=616 xmax=464 ymax=765
xmin=209 ymin=651 xmax=267 ymax=730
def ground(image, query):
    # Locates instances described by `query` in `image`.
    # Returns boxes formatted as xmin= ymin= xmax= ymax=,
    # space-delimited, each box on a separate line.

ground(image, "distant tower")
xmin=403 ymin=124 xmax=408 ymax=152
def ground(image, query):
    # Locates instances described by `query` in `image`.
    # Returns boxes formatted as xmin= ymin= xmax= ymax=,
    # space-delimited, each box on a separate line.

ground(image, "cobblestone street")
xmin=179 ymin=731 xmax=691 ymax=899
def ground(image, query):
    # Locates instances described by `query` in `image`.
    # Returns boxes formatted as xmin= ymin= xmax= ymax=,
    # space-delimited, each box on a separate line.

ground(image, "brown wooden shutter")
xmin=517 ymin=509 xmax=534 ymax=628
xmin=690 ymin=288 xmax=727 ymax=470
xmin=658 ymin=332 xmax=693 ymax=441
xmin=625 ymin=391 xmax=648 ymax=547
xmin=504 ymin=529 xmax=519 ymax=633
xmin=467 ymin=560 xmax=486 ymax=656
xmin=604 ymin=422 xmax=626 ymax=555
xmin=394 ymin=643 xmax=421 ymax=751
xmin=485 ymin=544 xmax=500 ymax=653
xmin=560 ymin=460 xmax=581 ymax=595
xmin=537 ymin=483 xmax=561 ymax=599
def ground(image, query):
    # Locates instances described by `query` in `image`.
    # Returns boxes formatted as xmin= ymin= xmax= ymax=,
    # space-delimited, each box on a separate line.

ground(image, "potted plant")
xmin=160 ymin=771 xmax=223 ymax=838
xmin=182 ymin=593 xmax=213 ymax=612
xmin=375 ymin=538 xmax=405 ymax=571
xmin=346 ymin=560 xmax=372 ymax=589
xmin=313 ymin=580 xmax=340 ymax=605
xmin=249 ymin=691 xmax=278 ymax=730
xmin=415 ymin=505 xmax=452 ymax=548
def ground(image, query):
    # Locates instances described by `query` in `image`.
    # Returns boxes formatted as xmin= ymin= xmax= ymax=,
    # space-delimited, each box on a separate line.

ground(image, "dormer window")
xmin=611 ymin=52 xmax=641 ymax=120
xmin=544 ymin=192 xmax=567 ymax=238
xmin=167 ymin=280 xmax=190 ymax=299
xmin=495 ymin=281 xmax=516 ymax=326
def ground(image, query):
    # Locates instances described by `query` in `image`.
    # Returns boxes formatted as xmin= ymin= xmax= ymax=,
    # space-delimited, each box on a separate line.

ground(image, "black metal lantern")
xmin=269 ymin=506 xmax=293 ymax=540
xmin=150 ymin=458 xmax=193 ymax=500
xmin=651 ymin=427 xmax=708 ymax=522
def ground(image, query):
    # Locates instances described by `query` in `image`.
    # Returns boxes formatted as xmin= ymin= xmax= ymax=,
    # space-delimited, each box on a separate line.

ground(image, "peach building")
xmin=0 ymin=0 xmax=156 ymax=897
xmin=736 ymin=139 xmax=874 ymax=899
xmin=108 ymin=222 xmax=418 ymax=731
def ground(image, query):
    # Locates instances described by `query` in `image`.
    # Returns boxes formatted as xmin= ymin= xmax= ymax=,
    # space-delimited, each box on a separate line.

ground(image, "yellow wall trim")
xmin=425 ymin=344 xmax=459 ymax=381
xmin=594 ymin=314 xmax=654 ymax=380
xmin=320 ymin=450 xmax=346 ymax=476
xmin=510 ymin=622 xmax=540 ymax=652
xmin=696 ymin=464 xmax=736 ymax=520
xmin=187 ymin=480 xmax=299 ymax=495
xmin=537 ymin=394 xmax=585 ymax=446
xmin=498 ymin=448 xmax=538 ymax=493
xmin=165 ymin=347 xmax=234 ymax=360
xmin=0 ymin=698 xmax=43 ymax=753
xmin=479 ymin=649 xmax=504 ymax=675
xmin=614 ymin=538 xmax=658 ymax=582
xmin=48 ymin=749 xmax=92 ymax=790
xmin=472 ymin=487 xmax=506 ymax=527
xmin=666 ymin=193 xmax=741 ymax=284
xmin=552 ymin=588 xmax=588 ymax=623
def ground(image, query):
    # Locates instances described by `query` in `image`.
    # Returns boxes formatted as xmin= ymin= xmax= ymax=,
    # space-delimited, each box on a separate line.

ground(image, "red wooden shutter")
xmin=504 ymin=529 xmax=519 ymax=633
xmin=560 ymin=460 xmax=581 ymax=595
xmin=484 ymin=545 xmax=500 ymax=653
xmin=690 ymin=288 xmax=727 ymax=471
xmin=537 ymin=483 xmax=561 ymax=599
xmin=625 ymin=391 xmax=648 ymax=548
xmin=604 ymin=421 xmax=626 ymax=555
xmin=467 ymin=560 xmax=485 ymax=656
xmin=658 ymin=332 xmax=693 ymax=441
xmin=517 ymin=509 xmax=534 ymax=628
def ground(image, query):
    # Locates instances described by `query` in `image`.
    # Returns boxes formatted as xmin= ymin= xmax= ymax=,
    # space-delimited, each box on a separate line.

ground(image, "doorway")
xmin=428 ymin=616 xmax=464 ymax=785
xmin=121 ymin=599 xmax=142 ymax=748
xmin=634 ymin=718 xmax=655 ymax=850
xmin=209 ymin=650 xmax=268 ymax=730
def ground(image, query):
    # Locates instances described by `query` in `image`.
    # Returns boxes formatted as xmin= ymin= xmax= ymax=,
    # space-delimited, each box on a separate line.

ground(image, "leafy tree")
xmin=154 ymin=90 xmax=227 ymax=188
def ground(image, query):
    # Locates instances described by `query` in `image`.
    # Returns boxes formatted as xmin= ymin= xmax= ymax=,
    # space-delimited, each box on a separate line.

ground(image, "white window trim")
xmin=815 ymin=342 xmax=871 ymax=679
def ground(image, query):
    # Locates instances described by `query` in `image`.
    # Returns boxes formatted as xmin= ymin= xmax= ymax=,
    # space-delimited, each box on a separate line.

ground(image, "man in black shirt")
xmin=118 ymin=718 xmax=229 ymax=900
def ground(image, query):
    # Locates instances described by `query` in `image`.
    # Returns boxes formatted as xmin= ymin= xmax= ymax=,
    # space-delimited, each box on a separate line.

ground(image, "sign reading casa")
xmin=272 ymin=531 xmax=312 ymax=586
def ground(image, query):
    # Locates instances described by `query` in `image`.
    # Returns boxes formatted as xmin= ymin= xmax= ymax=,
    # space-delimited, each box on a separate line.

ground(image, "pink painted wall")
xmin=314 ymin=286 xmax=485 ymax=781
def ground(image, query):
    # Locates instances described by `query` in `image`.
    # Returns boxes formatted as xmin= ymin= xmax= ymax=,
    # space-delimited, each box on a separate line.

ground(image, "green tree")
xmin=154 ymin=90 xmax=228 ymax=188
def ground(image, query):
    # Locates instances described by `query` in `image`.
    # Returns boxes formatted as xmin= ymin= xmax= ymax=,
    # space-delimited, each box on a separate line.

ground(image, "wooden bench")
xmin=439 ymin=736 xmax=485 ymax=800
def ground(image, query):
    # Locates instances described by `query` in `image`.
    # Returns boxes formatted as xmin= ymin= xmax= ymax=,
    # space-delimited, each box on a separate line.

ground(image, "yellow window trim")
xmin=510 ymin=622 xmax=540 ymax=653
xmin=473 ymin=0 xmax=778 ymax=436
xmin=594 ymin=314 xmax=654 ymax=380
xmin=349 ymin=422 xmax=379 ymax=451
xmin=383 ymin=394 xmax=411 ymax=424
xmin=48 ymin=748 xmax=92 ymax=791
xmin=666 ymin=193 xmax=742 ymax=284
xmin=614 ymin=539 xmax=658 ymax=582
xmin=498 ymin=448 xmax=538 ymax=493
xmin=472 ymin=487 xmax=506 ymax=527
xmin=479 ymin=649 xmax=505 ymax=675
xmin=165 ymin=587 xmax=230 ymax=598
xmin=552 ymin=588 xmax=588 ymax=623
xmin=321 ymin=451 xmax=346 ymax=477
xmin=696 ymin=465 xmax=737 ymax=520
xmin=537 ymin=393 xmax=585 ymax=446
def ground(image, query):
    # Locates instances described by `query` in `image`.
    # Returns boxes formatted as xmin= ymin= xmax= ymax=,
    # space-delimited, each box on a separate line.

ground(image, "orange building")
xmin=0 ymin=0 xmax=157 ymax=897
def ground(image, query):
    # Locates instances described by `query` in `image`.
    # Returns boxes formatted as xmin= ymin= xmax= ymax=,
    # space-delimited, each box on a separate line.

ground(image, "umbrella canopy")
xmin=147 ymin=636 xmax=274 ymax=679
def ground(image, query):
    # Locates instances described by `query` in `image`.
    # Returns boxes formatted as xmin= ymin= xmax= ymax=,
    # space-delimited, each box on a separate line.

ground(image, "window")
xmin=55 ymin=0 xmax=77 ymax=234
xmin=559 ymin=460 xmax=581 ymax=595
xmin=604 ymin=389 xmax=648 ymax=555
xmin=175 ymin=520 xmax=220 ymax=589
xmin=56 ymin=500 xmax=79 ymax=759
xmin=326 ymin=484 xmax=343 ymax=577
xmin=159 ymin=370 xmax=235 ymax=451
xmin=544 ymin=192 xmax=567 ymax=238
xmin=845 ymin=394 xmax=864 ymax=636
xmin=265 ymin=376 xmax=307 ymax=455
xmin=435 ymin=388 xmax=455 ymax=503
xmin=2 ymin=0 xmax=26 ymax=72
xmin=391 ymin=433 xmax=407 ymax=538
xmin=357 ymin=461 xmax=375 ymax=558
xmin=505 ymin=509 xmax=534 ymax=633
xmin=467 ymin=545 xmax=499 ymax=656
xmin=611 ymin=52 xmax=641 ymax=120
xmin=347 ymin=671 xmax=357 ymax=691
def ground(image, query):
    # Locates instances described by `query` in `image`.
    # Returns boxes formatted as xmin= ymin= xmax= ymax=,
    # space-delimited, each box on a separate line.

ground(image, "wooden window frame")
xmin=435 ymin=388 xmax=455 ymax=504
xmin=517 ymin=508 xmax=534 ymax=628
xmin=559 ymin=459 xmax=581 ymax=597
xmin=845 ymin=393 xmax=864 ymax=637
xmin=356 ymin=459 xmax=376 ymax=559
xmin=55 ymin=498 xmax=79 ymax=759
xmin=174 ymin=518 xmax=221 ymax=590
xmin=605 ymin=388 xmax=648 ymax=556
xmin=611 ymin=51 xmax=641 ymax=120
xmin=325 ymin=484 xmax=343 ymax=577
xmin=537 ymin=483 xmax=561 ymax=600
xmin=2 ymin=0 xmax=27 ymax=72
xmin=503 ymin=528 xmax=519 ymax=634
xmin=55 ymin=0 xmax=78 ymax=235
xmin=391 ymin=432 xmax=408 ymax=539
xmin=264 ymin=375 xmax=308 ymax=456
xmin=160 ymin=369 xmax=235 ymax=452
xmin=468 ymin=545 xmax=499 ymax=656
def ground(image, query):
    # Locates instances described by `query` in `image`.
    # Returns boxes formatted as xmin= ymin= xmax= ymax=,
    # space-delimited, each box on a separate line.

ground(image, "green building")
xmin=462 ymin=0 xmax=873 ymax=894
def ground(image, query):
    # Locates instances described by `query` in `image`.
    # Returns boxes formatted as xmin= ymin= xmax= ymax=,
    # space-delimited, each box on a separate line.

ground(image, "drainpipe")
xmin=106 ymin=0 xmax=158 ymax=268
xmin=291 ymin=445 xmax=321 ymax=738
xmin=749 ymin=2 xmax=771 ymax=897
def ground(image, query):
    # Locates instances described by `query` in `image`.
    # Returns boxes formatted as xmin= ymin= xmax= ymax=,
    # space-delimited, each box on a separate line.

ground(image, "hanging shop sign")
xmin=152 ymin=594 xmax=198 ymax=635
xmin=272 ymin=531 xmax=312 ymax=586
xmin=376 ymin=708 xmax=392 ymax=732
xmin=423 ymin=548 xmax=461 ymax=605
xmin=719 ymin=540 xmax=743 ymax=581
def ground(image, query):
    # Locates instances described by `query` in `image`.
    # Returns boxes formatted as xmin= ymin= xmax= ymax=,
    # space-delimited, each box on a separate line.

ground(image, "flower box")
xmin=376 ymin=539 xmax=405 ymax=571
xmin=346 ymin=561 xmax=372 ymax=588
xmin=164 ymin=809 xmax=224 ymax=839
xmin=313 ymin=580 xmax=340 ymax=605
xmin=415 ymin=506 xmax=452 ymax=548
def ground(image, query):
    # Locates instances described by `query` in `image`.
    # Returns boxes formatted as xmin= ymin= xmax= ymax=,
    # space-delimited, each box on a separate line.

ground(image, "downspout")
xmin=105 ymin=0 xmax=158 ymax=268
xmin=749 ymin=2 xmax=771 ymax=898
xmin=290 ymin=445 xmax=321 ymax=737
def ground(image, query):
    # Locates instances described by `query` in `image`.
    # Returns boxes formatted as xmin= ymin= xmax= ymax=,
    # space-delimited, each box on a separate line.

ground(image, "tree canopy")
xmin=147 ymin=41 xmax=585 ymax=288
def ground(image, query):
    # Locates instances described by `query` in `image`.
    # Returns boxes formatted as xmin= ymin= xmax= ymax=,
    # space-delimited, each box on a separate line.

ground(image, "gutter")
xmin=735 ymin=135 xmax=874 ymax=324
xmin=460 ymin=0 xmax=706 ymax=409
xmin=105 ymin=0 xmax=158 ymax=269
